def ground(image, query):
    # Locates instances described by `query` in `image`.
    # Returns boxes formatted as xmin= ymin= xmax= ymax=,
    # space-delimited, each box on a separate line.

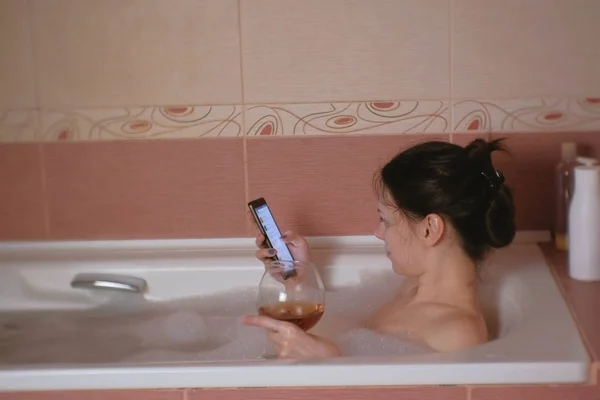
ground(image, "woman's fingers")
xmin=255 ymin=233 xmax=266 ymax=248
xmin=255 ymin=248 xmax=276 ymax=262
xmin=241 ymin=315 xmax=280 ymax=331
xmin=266 ymin=329 xmax=281 ymax=343
xmin=280 ymin=230 xmax=311 ymax=262
xmin=281 ymin=230 xmax=303 ymax=246
xmin=242 ymin=315 xmax=297 ymax=343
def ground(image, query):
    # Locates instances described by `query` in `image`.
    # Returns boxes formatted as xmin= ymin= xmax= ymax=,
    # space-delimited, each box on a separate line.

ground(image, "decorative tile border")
xmin=453 ymin=97 xmax=600 ymax=133
xmin=0 ymin=98 xmax=598 ymax=143
xmin=0 ymin=110 xmax=38 ymax=142
xmin=41 ymin=106 xmax=244 ymax=141
xmin=244 ymin=101 xmax=450 ymax=136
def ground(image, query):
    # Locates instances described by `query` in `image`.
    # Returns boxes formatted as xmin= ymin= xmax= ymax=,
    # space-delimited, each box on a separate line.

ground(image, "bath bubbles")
xmin=133 ymin=311 xmax=209 ymax=347
xmin=334 ymin=328 xmax=430 ymax=357
xmin=0 ymin=270 xmax=436 ymax=365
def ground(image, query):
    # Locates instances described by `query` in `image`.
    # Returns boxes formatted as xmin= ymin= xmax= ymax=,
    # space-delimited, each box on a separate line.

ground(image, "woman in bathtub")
xmin=242 ymin=138 xmax=516 ymax=358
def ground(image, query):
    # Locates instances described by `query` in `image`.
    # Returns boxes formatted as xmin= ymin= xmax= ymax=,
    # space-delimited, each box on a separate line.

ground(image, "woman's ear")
xmin=420 ymin=213 xmax=445 ymax=246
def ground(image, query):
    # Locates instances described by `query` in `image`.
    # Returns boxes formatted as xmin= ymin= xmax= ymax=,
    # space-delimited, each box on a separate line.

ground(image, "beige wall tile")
xmin=31 ymin=0 xmax=242 ymax=108
xmin=453 ymin=0 xmax=600 ymax=99
xmin=0 ymin=0 xmax=36 ymax=108
xmin=241 ymin=0 xmax=450 ymax=103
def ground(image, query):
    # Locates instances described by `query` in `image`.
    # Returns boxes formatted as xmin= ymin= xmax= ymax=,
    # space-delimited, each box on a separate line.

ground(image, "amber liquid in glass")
xmin=258 ymin=300 xmax=324 ymax=331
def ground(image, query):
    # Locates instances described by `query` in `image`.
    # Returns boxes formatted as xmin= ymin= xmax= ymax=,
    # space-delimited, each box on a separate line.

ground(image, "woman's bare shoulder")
xmin=421 ymin=307 xmax=488 ymax=352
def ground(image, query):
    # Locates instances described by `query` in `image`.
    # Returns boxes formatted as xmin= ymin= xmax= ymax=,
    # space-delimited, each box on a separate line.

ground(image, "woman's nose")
xmin=374 ymin=227 xmax=384 ymax=240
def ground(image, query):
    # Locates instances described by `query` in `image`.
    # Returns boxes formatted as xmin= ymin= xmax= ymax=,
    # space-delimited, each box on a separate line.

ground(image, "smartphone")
xmin=247 ymin=197 xmax=295 ymax=262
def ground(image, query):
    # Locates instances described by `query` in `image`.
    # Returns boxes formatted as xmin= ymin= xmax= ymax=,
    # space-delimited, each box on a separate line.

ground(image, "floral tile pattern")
xmin=41 ymin=106 xmax=244 ymax=141
xmin=0 ymin=110 xmax=38 ymax=142
xmin=245 ymin=101 xmax=450 ymax=136
xmin=0 ymin=98 xmax=598 ymax=143
xmin=454 ymin=97 xmax=600 ymax=133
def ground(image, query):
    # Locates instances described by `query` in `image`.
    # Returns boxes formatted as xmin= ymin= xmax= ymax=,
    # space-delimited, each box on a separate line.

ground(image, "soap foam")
xmin=0 ymin=270 xmax=437 ymax=365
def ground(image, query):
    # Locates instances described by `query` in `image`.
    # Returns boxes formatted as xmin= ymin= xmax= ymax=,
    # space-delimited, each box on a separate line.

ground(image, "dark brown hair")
xmin=374 ymin=138 xmax=516 ymax=262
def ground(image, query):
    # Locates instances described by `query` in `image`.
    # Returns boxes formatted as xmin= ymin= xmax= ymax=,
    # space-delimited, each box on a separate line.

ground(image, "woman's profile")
xmin=242 ymin=137 xmax=516 ymax=359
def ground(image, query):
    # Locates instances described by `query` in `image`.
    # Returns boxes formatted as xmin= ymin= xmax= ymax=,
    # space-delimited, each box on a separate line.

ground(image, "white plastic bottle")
xmin=568 ymin=157 xmax=600 ymax=281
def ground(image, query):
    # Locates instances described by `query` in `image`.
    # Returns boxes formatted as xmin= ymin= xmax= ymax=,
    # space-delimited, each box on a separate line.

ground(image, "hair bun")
xmin=464 ymin=138 xmax=515 ymax=248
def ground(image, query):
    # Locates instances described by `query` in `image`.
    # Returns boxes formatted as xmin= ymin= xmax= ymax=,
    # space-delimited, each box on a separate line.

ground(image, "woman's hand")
xmin=254 ymin=231 xmax=312 ymax=265
xmin=242 ymin=315 xmax=340 ymax=359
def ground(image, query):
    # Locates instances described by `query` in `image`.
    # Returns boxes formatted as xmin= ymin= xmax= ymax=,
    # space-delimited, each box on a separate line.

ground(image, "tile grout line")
xmin=2 ymin=129 xmax=600 ymax=146
xmin=37 ymin=143 xmax=51 ymax=239
xmin=243 ymin=135 xmax=251 ymax=236
xmin=237 ymin=0 xmax=246 ymax=114
xmin=182 ymin=388 xmax=189 ymax=400
xmin=18 ymin=94 xmax=600 ymax=112
xmin=25 ymin=0 xmax=43 ymax=141
xmin=238 ymin=0 xmax=251 ymax=235
xmin=466 ymin=385 xmax=473 ymax=400
xmin=25 ymin=0 xmax=49 ymax=238
xmin=449 ymin=0 xmax=454 ymax=142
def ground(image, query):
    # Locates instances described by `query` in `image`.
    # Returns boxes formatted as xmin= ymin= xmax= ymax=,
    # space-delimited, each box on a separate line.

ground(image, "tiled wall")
xmin=1 ymin=0 xmax=599 ymax=240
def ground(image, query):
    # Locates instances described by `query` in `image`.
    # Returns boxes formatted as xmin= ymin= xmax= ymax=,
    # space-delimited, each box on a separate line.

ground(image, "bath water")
xmin=0 ymin=270 xmax=438 ymax=366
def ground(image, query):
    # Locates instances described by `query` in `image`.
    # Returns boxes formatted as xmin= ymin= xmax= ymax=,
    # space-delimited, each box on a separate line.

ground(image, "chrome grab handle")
xmin=70 ymin=273 xmax=147 ymax=293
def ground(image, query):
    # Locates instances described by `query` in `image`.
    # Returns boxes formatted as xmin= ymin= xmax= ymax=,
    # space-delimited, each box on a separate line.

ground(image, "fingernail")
xmin=268 ymin=249 xmax=275 ymax=255
xmin=280 ymin=234 xmax=287 ymax=239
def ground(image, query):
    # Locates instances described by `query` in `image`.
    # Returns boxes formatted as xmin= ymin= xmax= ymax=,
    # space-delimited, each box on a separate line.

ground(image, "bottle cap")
xmin=561 ymin=142 xmax=577 ymax=160
xmin=576 ymin=156 xmax=599 ymax=166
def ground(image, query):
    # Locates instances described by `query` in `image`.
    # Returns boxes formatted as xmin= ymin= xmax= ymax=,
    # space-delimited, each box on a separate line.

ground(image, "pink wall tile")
xmin=0 ymin=144 xmax=47 ymax=240
xmin=451 ymin=132 xmax=491 ymax=146
xmin=43 ymin=139 xmax=246 ymax=239
xmin=0 ymin=390 xmax=183 ymax=400
xmin=246 ymin=134 xmax=449 ymax=237
xmin=471 ymin=384 xmax=600 ymax=400
xmin=188 ymin=386 xmax=467 ymax=400
xmin=490 ymin=132 xmax=600 ymax=230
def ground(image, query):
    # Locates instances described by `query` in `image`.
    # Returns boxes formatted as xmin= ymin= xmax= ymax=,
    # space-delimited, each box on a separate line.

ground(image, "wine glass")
xmin=256 ymin=259 xmax=326 ymax=359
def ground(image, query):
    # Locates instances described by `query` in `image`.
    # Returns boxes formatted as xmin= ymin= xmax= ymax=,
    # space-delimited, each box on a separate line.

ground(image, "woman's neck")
xmin=413 ymin=246 xmax=478 ymax=306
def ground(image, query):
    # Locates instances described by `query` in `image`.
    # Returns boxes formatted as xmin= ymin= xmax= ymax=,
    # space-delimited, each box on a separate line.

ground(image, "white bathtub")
xmin=0 ymin=232 xmax=590 ymax=391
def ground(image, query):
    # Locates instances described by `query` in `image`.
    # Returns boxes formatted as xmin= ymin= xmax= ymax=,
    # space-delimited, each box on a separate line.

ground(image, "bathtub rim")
xmin=0 ymin=230 xmax=592 ymax=391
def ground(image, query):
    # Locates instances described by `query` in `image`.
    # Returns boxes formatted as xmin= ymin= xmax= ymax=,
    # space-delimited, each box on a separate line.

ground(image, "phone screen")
xmin=254 ymin=203 xmax=295 ymax=261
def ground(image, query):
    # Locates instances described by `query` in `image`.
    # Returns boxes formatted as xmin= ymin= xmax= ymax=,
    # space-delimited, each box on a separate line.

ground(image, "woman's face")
xmin=374 ymin=200 xmax=425 ymax=276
